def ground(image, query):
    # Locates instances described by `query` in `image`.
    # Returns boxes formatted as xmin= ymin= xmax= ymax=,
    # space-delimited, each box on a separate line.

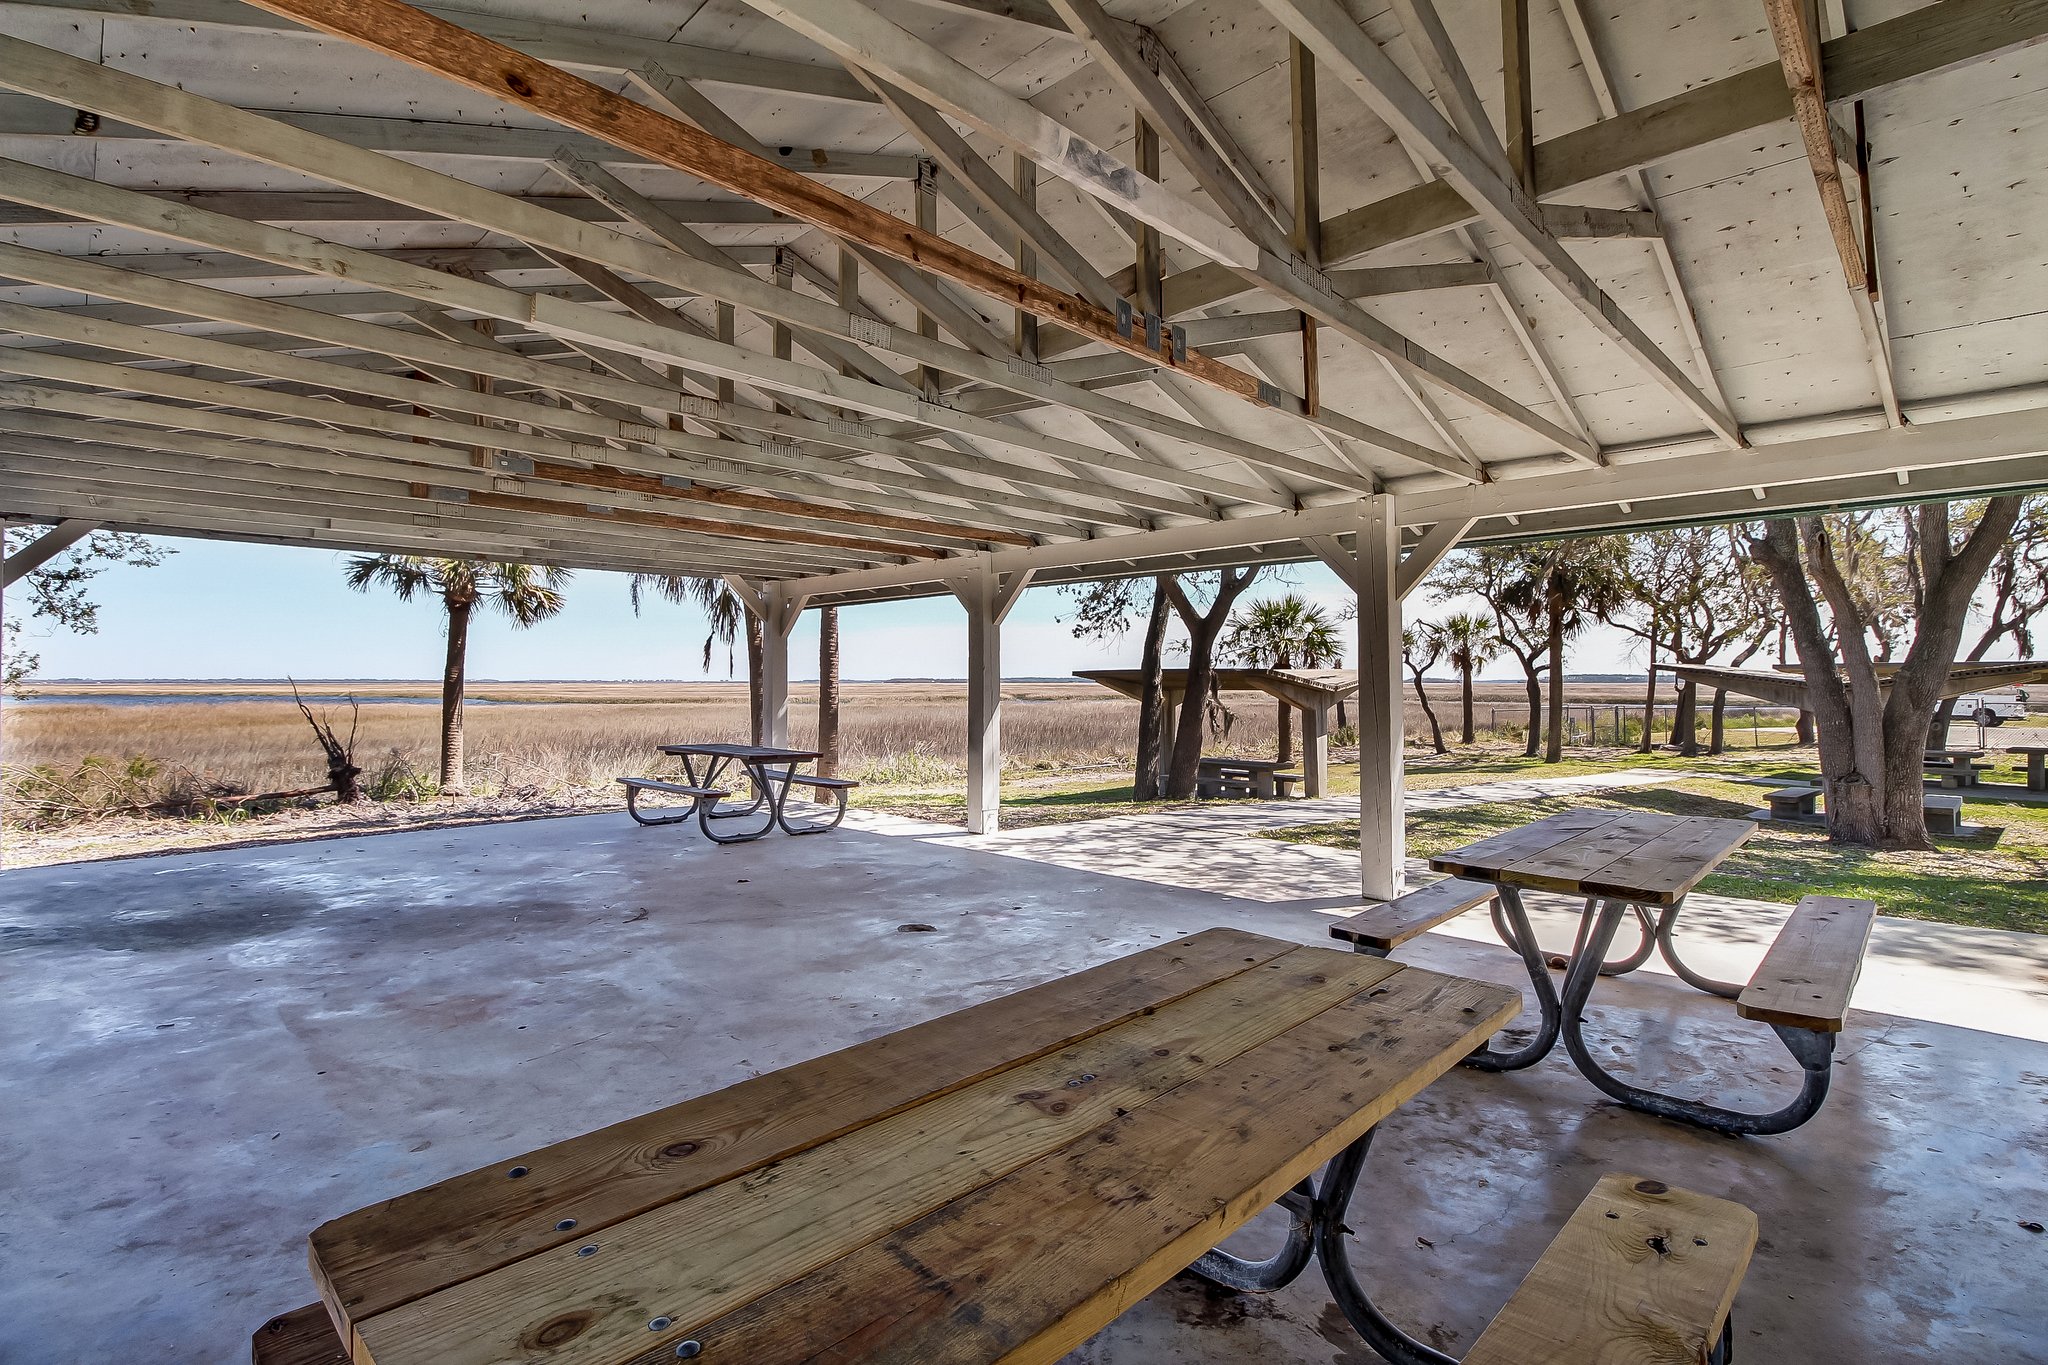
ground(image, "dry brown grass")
xmin=4 ymin=683 xmax=1235 ymax=806
xmin=1 ymin=677 xmax=1700 ymax=827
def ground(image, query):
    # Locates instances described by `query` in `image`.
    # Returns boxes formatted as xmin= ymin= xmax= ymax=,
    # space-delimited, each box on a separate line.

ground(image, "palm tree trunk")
xmin=1276 ymin=700 xmax=1294 ymax=765
xmin=1545 ymin=599 xmax=1566 ymax=763
xmin=1458 ymin=661 xmax=1475 ymax=744
xmin=439 ymin=597 xmax=472 ymax=794
xmin=817 ymin=605 xmax=841 ymax=777
xmin=745 ymin=614 xmax=766 ymax=744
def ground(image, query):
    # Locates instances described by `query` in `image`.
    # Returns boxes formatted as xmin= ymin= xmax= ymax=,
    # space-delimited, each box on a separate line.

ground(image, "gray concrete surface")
xmin=3 ymin=809 xmax=2046 ymax=1362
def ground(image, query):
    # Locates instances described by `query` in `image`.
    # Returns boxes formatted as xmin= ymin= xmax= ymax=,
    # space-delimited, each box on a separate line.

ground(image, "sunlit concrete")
xmin=2 ymin=809 xmax=2045 ymax=1362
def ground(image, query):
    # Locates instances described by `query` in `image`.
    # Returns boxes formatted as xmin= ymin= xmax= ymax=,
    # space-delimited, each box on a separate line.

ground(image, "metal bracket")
xmin=1144 ymin=311 xmax=1163 ymax=351
xmin=1169 ymin=325 xmax=1189 ymax=362
xmin=1255 ymin=379 xmax=1286 ymax=407
xmin=848 ymin=315 xmax=889 ymax=347
xmin=1004 ymin=355 xmax=1053 ymax=386
xmin=490 ymin=453 xmax=534 ymax=475
xmin=1114 ymin=297 xmax=1135 ymax=341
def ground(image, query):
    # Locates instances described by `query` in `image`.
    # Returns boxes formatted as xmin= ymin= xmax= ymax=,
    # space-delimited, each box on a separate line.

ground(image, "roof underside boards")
xmin=0 ymin=0 xmax=2044 ymax=597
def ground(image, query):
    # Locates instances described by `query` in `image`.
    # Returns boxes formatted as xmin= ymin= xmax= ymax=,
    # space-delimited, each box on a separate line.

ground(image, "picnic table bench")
xmin=1748 ymin=781 xmax=1972 ymax=835
xmin=619 ymin=744 xmax=858 ymax=843
xmin=1332 ymin=809 xmax=1877 ymax=1136
xmin=254 ymin=928 xmax=1760 ymax=1365
xmin=1195 ymin=755 xmax=1300 ymax=799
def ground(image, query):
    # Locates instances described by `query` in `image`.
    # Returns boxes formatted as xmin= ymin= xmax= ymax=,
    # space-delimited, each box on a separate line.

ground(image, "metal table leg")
xmin=1560 ymin=900 xmax=1837 ymax=1136
xmin=1491 ymin=895 xmax=1656 ymax=976
xmin=694 ymin=757 xmax=776 ymax=843
xmin=1186 ymin=1180 xmax=1317 ymax=1293
xmin=1652 ymin=901 xmax=1746 ymax=999
xmin=1458 ymin=885 xmax=1564 ymax=1073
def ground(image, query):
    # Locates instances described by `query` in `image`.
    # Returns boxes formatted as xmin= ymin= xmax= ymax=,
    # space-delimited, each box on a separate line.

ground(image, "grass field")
xmin=1262 ymin=755 xmax=2048 ymax=934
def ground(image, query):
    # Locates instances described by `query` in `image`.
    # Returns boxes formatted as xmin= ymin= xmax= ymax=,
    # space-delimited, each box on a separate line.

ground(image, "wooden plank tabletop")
xmin=657 ymin=743 xmax=821 ymax=761
xmin=1429 ymin=809 xmax=1754 ymax=906
xmin=306 ymin=928 xmax=1517 ymax=1365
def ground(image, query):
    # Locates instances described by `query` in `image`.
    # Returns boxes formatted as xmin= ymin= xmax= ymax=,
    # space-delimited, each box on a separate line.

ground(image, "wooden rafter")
xmin=1761 ymin=0 xmax=1903 ymax=426
xmin=1260 ymin=0 xmax=1744 ymax=449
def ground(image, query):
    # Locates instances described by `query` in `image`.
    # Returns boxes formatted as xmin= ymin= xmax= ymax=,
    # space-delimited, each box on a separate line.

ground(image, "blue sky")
xmin=6 ymin=537 xmax=1652 ymax=681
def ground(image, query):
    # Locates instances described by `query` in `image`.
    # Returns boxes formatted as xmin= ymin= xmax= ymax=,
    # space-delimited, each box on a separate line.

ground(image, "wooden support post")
xmin=1332 ymin=496 xmax=1404 ymax=900
xmin=1133 ymin=120 xmax=1163 ymax=317
xmin=952 ymin=561 xmax=1003 ymax=834
xmin=1301 ymin=699 xmax=1331 ymax=799
xmin=761 ymin=584 xmax=800 ymax=748
xmin=1502 ymin=0 xmax=1534 ymax=190
xmin=1290 ymin=36 xmax=1321 ymax=414
xmin=1012 ymin=153 xmax=1040 ymax=362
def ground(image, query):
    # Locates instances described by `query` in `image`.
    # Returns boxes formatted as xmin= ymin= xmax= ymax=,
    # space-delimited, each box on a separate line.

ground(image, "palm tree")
xmin=1436 ymin=611 xmax=1499 ymax=744
xmin=629 ymin=575 xmax=762 ymax=740
xmin=345 ymin=556 xmax=570 ymax=793
xmin=1500 ymin=539 xmax=1630 ymax=762
xmin=817 ymin=604 xmax=841 ymax=776
xmin=1222 ymin=592 xmax=1342 ymax=764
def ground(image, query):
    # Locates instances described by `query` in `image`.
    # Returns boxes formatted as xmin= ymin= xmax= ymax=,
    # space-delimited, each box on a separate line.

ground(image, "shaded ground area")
xmin=4 ymin=810 xmax=2045 ymax=1361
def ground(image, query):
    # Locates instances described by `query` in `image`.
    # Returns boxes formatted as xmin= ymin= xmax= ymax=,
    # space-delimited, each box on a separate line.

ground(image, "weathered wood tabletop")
xmin=304 ymin=928 xmax=1516 ymax=1365
xmin=1429 ymin=808 xmax=1755 ymax=906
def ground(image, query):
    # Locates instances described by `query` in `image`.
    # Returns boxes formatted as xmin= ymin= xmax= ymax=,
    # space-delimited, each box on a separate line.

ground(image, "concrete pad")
xmin=2 ymin=810 xmax=2046 ymax=1362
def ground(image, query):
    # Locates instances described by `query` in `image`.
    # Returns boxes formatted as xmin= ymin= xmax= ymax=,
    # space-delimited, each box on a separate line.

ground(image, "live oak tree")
xmin=1607 ymin=527 xmax=1775 ymax=755
xmin=1 ymin=528 xmax=171 ymax=690
xmin=347 ymin=556 xmax=570 ymax=794
xmin=1164 ymin=567 xmax=1262 ymax=797
xmin=1059 ymin=575 xmax=1177 ymax=799
xmin=1747 ymin=499 xmax=2023 ymax=848
xmin=1436 ymin=546 xmax=1552 ymax=757
xmin=1500 ymin=538 xmax=1630 ymax=763
xmin=1402 ymin=623 xmax=1450 ymax=755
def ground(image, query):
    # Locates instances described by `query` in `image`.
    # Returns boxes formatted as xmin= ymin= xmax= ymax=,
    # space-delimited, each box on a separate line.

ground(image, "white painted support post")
xmin=1300 ymin=701 xmax=1330 ymax=798
xmin=2 ymin=519 xmax=99 ymax=587
xmin=728 ymin=576 xmax=803 ymax=748
xmin=950 ymin=561 xmax=1033 ymax=834
xmin=1314 ymin=498 xmax=1404 ymax=900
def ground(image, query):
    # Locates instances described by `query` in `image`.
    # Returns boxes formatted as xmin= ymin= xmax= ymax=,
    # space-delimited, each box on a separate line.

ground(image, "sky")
xmin=2 ymin=537 xmax=1670 ymax=683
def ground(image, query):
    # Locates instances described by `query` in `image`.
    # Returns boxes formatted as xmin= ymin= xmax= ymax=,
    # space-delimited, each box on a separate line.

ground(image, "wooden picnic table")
xmin=656 ymin=742 xmax=845 ymax=841
xmin=1419 ymin=808 xmax=1875 ymax=1136
xmin=293 ymin=929 xmax=1517 ymax=1365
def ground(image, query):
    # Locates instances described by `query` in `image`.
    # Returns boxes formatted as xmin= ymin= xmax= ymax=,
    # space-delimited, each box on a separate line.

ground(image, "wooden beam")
xmin=0 ymin=0 xmax=882 ymax=103
xmin=0 ymin=158 xmax=1279 ymax=515
xmin=0 ymin=95 xmax=913 ymax=177
xmin=0 ymin=190 xmax=791 ymax=230
xmin=1501 ymin=0 xmax=1533 ymax=188
xmin=179 ymin=8 xmax=1273 ymax=419
xmin=1540 ymin=203 xmax=1660 ymax=239
xmin=735 ymin=0 xmax=1256 ymax=266
xmin=0 ymin=251 xmax=1150 ymax=533
xmin=1 ymin=516 xmax=99 ymax=586
xmin=1761 ymin=0 xmax=1904 ymax=427
xmin=1260 ymin=0 xmax=1744 ymax=449
xmin=1056 ymin=0 xmax=2048 ymax=358
xmin=1395 ymin=515 xmax=1475 ymax=597
xmin=1050 ymin=0 xmax=1287 ymax=254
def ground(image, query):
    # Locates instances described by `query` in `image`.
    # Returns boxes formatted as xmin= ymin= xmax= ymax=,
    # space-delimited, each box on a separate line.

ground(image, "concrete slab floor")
xmin=2 ymin=811 xmax=2045 ymax=1362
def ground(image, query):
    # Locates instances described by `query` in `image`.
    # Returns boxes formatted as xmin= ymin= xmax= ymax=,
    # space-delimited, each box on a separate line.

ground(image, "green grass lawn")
xmin=1265 ymin=774 xmax=2048 ymax=934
